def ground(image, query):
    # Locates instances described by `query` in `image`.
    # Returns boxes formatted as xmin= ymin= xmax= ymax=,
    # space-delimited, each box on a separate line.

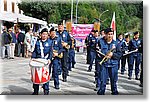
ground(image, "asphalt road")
xmin=0 ymin=52 xmax=143 ymax=95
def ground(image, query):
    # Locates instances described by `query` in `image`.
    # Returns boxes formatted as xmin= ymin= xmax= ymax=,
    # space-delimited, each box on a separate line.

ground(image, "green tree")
xmin=18 ymin=0 xmax=143 ymax=36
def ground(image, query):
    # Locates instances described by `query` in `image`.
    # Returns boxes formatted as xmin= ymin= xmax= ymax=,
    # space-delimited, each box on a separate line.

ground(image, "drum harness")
xmin=31 ymin=41 xmax=49 ymax=65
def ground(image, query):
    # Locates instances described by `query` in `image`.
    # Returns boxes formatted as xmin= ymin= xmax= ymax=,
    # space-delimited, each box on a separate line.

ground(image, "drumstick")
xmin=31 ymin=59 xmax=47 ymax=65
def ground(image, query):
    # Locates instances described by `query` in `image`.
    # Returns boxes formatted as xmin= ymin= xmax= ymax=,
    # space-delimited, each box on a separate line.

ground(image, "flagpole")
xmin=110 ymin=12 xmax=116 ymax=40
xmin=76 ymin=0 xmax=79 ymax=24
xmin=71 ymin=0 xmax=73 ymax=23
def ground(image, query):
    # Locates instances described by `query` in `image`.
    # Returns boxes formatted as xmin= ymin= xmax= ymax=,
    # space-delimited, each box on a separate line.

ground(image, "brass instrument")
xmin=53 ymin=50 xmax=63 ymax=58
xmin=99 ymin=48 xmax=115 ymax=65
xmin=62 ymin=41 xmax=70 ymax=49
xmin=71 ymin=38 xmax=75 ymax=49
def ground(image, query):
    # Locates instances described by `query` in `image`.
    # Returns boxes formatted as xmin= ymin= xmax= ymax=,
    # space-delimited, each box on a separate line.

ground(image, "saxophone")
xmin=71 ymin=38 xmax=75 ymax=49
xmin=53 ymin=50 xmax=63 ymax=58
xmin=62 ymin=41 xmax=70 ymax=49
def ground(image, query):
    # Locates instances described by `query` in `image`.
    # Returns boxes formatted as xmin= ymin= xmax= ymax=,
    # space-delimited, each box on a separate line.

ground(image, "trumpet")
xmin=62 ymin=41 xmax=70 ymax=49
xmin=99 ymin=48 xmax=115 ymax=65
xmin=53 ymin=50 xmax=63 ymax=58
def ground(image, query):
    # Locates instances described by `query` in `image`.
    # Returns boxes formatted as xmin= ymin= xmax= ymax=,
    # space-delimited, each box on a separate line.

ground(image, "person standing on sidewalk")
xmin=1 ymin=28 xmax=12 ymax=59
xmin=17 ymin=28 xmax=25 ymax=57
xmin=8 ymin=28 xmax=16 ymax=59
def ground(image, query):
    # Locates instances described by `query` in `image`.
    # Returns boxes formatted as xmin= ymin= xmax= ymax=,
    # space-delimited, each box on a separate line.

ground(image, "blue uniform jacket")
xmin=85 ymin=33 xmax=93 ymax=46
xmin=99 ymin=39 xmax=122 ymax=67
xmin=121 ymin=41 xmax=129 ymax=54
xmin=49 ymin=36 xmax=63 ymax=55
xmin=96 ymin=37 xmax=105 ymax=61
xmin=56 ymin=30 xmax=71 ymax=51
xmin=116 ymin=38 xmax=124 ymax=47
xmin=89 ymin=36 xmax=98 ymax=52
xmin=31 ymin=39 xmax=53 ymax=60
xmin=129 ymin=38 xmax=141 ymax=54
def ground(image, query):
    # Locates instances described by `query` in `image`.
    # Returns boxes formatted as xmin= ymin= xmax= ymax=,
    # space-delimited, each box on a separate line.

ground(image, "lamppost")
xmin=98 ymin=10 xmax=109 ymax=30
xmin=75 ymin=0 xmax=79 ymax=24
xmin=99 ymin=9 xmax=109 ymax=22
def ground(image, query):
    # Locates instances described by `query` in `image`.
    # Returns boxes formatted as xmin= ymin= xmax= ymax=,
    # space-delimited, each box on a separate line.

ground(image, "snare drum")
xmin=29 ymin=58 xmax=50 ymax=84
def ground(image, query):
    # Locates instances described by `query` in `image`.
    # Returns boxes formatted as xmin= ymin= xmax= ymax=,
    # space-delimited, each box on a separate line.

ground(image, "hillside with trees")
xmin=18 ymin=0 xmax=143 ymax=36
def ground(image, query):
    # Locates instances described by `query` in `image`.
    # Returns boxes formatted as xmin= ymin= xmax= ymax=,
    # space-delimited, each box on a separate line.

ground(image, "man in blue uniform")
xmin=68 ymin=36 xmax=76 ymax=71
xmin=31 ymin=28 xmax=52 ymax=95
xmin=121 ymin=34 xmax=130 ymax=74
xmin=87 ymin=30 xmax=99 ymax=72
xmin=138 ymin=39 xmax=143 ymax=87
xmin=85 ymin=30 xmax=95 ymax=64
xmin=128 ymin=31 xmax=142 ymax=80
xmin=97 ymin=28 xmax=122 ymax=95
xmin=49 ymin=27 xmax=63 ymax=89
xmin=116 ymin=33 xmax=124 ymax=70
xmin=56 ymin=22 xmax=71 ymax=82
xmin=94 ymin=31 xmax=106 ymax=91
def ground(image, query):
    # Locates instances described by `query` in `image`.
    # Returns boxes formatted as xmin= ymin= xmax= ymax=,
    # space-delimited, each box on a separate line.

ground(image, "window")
xmin=12 ymin=2 xmax=15 ymax=13
xmin=4 ymin=0 xmax=7 ymax=11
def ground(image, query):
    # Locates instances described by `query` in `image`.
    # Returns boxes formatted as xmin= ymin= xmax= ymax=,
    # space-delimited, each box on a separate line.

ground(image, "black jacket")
xmin=1 ymin=31 xmax=12 ymax=45
xmin=17 ymin=32 xmax=25 ymax=43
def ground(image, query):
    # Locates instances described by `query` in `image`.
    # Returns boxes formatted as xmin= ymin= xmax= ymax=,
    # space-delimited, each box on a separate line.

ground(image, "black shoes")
xmin=139 ymin=83 xmax=143 ymax=87
xmin=111 ymin=91 xmax=119 ymax=95
xmin=55 ymin=86 xmax=60 ymax=90
xmin=32 ymin=92 xmax=38 ymax=95
xmin=135 ymin=77 xmax=139 ymax=80
xmin=87 ymin=69 xmax=91 ymax=72
xmin=128 ymin=77 xmax=131 ymax=80
xmin=63 ymin=79 xmax=67 ymax=82
xmin=44 ymin=90 xmax=49 ymax=95
xmin=94 ymin=87 xmax=99 ymax=91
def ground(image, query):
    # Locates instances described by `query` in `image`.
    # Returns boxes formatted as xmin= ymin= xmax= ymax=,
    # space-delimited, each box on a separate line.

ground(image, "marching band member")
xmin=85 ymin=29 xmax=95 ymax=64
xmin=138 ymin=39 xmax=143 ymax=87
xmin=56 ymin=22 xmax=71 ymax=82
xmin=49 ymin=27 xmax=63 ymax=89
xmin=68 ymin=35 xmax=76 ymax=71
xmin=97 ymin=28 xmax=122 ymax=95
xmin=94 ymin=30 xmax=105 ymax=91
xmin=121 ymin=34 xmax=130 ymax=74
xmin=128 ymin=31 xmax=142 ymax=80
xmin=31 ymin=28 xmax=52 ymax=95
xmin=87 ymin=30 xmax=99 ymax=72
xmin=116 ymin=33 xmax=124 ymax=70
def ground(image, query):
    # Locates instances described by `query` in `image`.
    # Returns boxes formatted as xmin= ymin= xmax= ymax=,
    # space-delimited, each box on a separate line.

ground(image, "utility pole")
xmin=71 ymin=0 xmax=73 ymax=23
xmin=76 ymin=0 xmax=79 ymax=24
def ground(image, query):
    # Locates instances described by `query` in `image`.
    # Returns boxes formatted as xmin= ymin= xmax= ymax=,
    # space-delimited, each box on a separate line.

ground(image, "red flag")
xmin=110 ymin=12 xmax=116 ymax=40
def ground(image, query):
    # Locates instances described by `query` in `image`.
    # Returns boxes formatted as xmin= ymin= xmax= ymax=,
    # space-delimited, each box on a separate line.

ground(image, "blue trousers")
xmin=86 ymin=47 xmax=91 ymax=64
xmin=121 ymin=55 xmax=129 ymax=73
xmin=33 ymin=82 xmax=49 ymax=93
xmin=97 ymin=65 xmax=118 ymax=95
xmin=51 ymin=58 xmax=61 ymax=87
xmin=68 ymin=49 xmax=76 ymax=71
xmin=128 ymin=53 xmax=141 ymax=78
xmin=61 ymin=51 xmax=69 ymax=80
xmin=88 ymin=51 xmax=96 ymax=70
xmin=95 ymin=60 xmax=101 ymax=89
